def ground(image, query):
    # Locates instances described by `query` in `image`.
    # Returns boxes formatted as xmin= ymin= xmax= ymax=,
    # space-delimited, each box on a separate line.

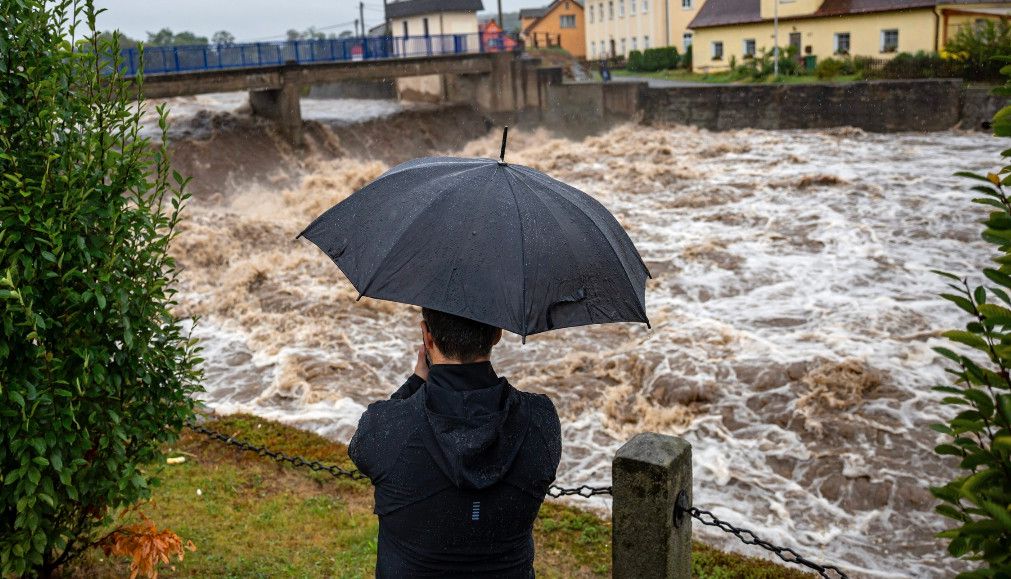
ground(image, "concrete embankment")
xmin=541 ymin=78 xmax=1006 ymax=132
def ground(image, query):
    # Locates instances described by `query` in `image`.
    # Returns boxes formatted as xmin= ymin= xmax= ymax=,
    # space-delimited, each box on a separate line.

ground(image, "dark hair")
xmin=422 ymin=308 xmax=499 ymax=362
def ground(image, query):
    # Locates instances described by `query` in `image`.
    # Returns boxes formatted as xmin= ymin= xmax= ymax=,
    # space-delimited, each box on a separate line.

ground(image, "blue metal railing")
xmin=120 ymin=32 xmax=517 ymax=77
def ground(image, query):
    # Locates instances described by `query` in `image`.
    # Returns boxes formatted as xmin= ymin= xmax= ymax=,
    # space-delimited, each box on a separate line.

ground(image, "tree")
xmin=98 ymin=30 xmax=139 ymax=48
xmin=145 ymin=27 xmax=208 ymax=46
xmin=945 ymin=19 xmax=1011 ymax=82
xmin=211 ymin=30 xmax=235 ymax=45
xmin=930 ymin=65 xmax=1011 ymax=576
xmin=1 ymin=1 xmax=202 ymax=575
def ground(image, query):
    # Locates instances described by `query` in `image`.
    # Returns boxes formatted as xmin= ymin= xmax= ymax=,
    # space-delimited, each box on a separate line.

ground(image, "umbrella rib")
xmin=503 ymin=169 xmax=529 ymax=339
xmin=356 ymin=163 xmax=491 ymax=300
xmin=517 ymin=168 xmax=649 ymax=322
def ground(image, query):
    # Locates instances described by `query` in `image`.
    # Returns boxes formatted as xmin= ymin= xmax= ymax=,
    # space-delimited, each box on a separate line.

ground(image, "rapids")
xmin=162 ymin=93 xmax=999 ymax=577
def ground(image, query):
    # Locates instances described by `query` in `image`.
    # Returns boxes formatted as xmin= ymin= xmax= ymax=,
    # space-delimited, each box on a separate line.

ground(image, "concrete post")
xmin=612 ymin=433 xmax=692 ymax=579
xmin=248 ymin=82 xmax=303 ymax=147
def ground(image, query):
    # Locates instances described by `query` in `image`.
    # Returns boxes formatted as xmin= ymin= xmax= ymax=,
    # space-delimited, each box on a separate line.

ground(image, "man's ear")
xmin=492 ymin=328 xmax=503 ymax=346
xmin=420 ymin=320 xmax=435 ymax=351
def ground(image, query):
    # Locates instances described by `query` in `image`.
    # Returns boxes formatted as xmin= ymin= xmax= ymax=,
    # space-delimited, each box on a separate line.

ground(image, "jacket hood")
xmin=420 ymin=362 xmax=531 ymax=490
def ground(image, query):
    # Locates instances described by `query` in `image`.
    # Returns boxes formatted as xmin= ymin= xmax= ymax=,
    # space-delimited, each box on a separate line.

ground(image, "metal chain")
xmin=547 ymin=484 xmax=612 ymax=498
xmin=185 ymin=422 xmax=610 ymax=498
xmin=185 ymin=422 xmax=369 ymax=481
xmin=686 ymin=506 xmax=850 ymax=579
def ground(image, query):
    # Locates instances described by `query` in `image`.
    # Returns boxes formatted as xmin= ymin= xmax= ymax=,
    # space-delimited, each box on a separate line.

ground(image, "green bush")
xmin=930 ymin=67 xmax=1011 ymax=576
xmin=682 ymin=44 xmax=693 ymax=70
xmin=815 ymin=57 xmax=844 ymax=79
xmin=627 ymin=49 xmax=644 ymax=71
xmin=876 ymin=51 xmax=962 ymax=79
xmin=640 ymin=46 xmax=678 ymax=71
xmin=946 ymin=19 xmax=1011 ymax=82
xmin=1 ymin=1 xmax=202 ymax=575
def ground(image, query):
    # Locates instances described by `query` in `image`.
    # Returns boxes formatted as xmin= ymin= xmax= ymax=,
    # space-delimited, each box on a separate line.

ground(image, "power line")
xmin=243 ymin=20 xmax=358 ymax=42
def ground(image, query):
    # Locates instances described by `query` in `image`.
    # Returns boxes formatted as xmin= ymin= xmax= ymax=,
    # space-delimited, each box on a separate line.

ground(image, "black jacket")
xmin=348 ymin=362 xmax=562 ymax=578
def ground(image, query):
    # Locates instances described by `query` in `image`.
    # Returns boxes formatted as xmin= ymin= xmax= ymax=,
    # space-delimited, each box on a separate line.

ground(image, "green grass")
xmin=612 ymin=68 xmax=860 ymax=84
xmin=65 ymin=414 xmax=812 ymax=578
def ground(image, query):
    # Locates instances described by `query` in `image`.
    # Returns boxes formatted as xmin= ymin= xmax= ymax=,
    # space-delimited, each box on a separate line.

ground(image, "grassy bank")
xmin=67 ymin=414 xmax=810 ymax=578
xmin=612 ymin=68 xmax=860 ymax=84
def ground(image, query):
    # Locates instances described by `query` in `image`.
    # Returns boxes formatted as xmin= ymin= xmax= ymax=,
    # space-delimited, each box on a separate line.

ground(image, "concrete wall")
xmin=307 ymin=79 xmax=396 ymax=99
xmin=542 ymin=78 xmax=1006 ymax=132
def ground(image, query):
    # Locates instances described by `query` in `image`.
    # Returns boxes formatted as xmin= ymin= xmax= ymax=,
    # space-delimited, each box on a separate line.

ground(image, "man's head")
xmin=421 ymin=308 xmax=502 ymax=364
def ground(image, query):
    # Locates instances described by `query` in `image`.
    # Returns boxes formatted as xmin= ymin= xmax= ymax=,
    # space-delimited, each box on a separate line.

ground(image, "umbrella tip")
xmin=499 ymin=126 xmax=509 ymax=164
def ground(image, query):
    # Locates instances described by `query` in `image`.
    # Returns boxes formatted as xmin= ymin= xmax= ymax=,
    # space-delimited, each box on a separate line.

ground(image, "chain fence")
xmin=185 ymin=420 xmax=848 ymax=578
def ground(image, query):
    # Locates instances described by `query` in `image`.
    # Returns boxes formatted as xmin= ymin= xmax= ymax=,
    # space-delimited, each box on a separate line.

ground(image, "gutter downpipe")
xmin=773 ymin=0 xmax=780 ymax=78
xmin=665 ymin=0 xmax=670 ymax=47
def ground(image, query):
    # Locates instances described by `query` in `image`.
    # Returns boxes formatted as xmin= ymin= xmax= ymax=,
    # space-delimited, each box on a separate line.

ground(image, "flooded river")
xmin=161 ymin=93 xmax=1000 ymax=577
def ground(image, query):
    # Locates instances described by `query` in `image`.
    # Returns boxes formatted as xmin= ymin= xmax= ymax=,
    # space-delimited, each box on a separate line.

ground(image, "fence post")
xmin=612 ymin=432 xmax=692 ymax=579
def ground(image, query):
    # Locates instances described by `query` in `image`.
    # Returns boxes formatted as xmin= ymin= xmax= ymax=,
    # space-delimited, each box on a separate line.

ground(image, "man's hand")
xmin=413 ymin=344 xmax=430 ymax=381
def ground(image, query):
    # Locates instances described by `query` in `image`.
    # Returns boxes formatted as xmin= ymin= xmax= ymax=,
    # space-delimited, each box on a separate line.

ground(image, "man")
xmin=348 ymin=308 xmax=562 ymax=578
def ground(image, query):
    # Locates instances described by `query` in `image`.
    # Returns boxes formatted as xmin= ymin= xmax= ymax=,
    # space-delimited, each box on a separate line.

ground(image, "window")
xmin=560 ymin=14 xmax=576 ymax=28
xmin=608 ymin=1 xmax=614 ymax=19
xmin=711 ymin=40 xmax=723 ymax=60
xmin=631 ymin=0 xmax=636 ymax=15
xmin=743 ymin=38 xmax=756 ymax=58
xmin=601 ymin=40 xmax=606 ymax=55
xmin=402 ymin=21 xmax=409 ymax=37
xmin=644 ymin=35 xmax=650 ymax=48
xmin=834 ymin=32 xmax=850 ymax=54
xmin=632 ymin=37 xmax=638 ymax=50
xmin=881 ymin=29 xmax=898 ymax=52
xmin=621 ymin=38 xmax=626 ymax=54
xmin=682 ymin=0 xmax=692 ymax=9
xmin=589 ymin=5 xmax=594 ymax=23
xmin=643 ymin=0 xmax=649 ymax=12
xmin=683 ymin=32 xmax=693 ymax=50
xmin=975 ymin=18 xmax=988 ymax=32
xmin=591 ymin=42 xmax=596 ymax=57
xmin=619 ymin=0 xmax=625 ymax=17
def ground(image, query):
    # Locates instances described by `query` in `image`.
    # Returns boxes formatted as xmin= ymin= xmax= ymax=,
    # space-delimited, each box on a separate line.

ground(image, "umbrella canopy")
xmin=298 ymin=154 xmax=650 ymax=339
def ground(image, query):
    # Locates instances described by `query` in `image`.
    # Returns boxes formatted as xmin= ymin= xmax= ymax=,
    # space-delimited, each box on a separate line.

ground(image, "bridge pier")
xmin=249 ymin=83 xmax=303 ymax=147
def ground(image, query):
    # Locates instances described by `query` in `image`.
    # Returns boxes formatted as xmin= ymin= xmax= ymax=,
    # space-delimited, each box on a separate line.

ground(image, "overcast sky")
xmin=94 ymin=0 xmax=535 ymax=42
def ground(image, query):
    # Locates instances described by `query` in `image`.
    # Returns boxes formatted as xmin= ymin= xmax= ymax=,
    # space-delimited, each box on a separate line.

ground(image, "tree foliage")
xmin=946 ymin=19 xmax=1011 ymax=82
xmin=931 ymin=67 xmax=1011 ymax=577
xmin=145 ymin=27 xmax=208 ymax=46
xmin=0 ymin=0 xmax=201 ymax=575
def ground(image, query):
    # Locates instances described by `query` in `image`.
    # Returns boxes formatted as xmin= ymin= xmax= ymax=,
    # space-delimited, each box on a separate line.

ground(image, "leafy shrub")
xmin=946 ymin=19 xmax=1011 ymax=82
xmin=815 ymin=57 xmax=844 ymax=79
xmin=0 ymin=1 xmax=201 ymax=575
xmin=682 ymin=44 xmax=693 ymax=70
xmin=627 ymin=49 xmax=644 ymax=71
xmin=880 ymin=51 xmax=962 ymax=79
xmin=930 ymin=67 xmax=1011 ymax=576
xmin=640 ymin=46 xmax=678 ymax=71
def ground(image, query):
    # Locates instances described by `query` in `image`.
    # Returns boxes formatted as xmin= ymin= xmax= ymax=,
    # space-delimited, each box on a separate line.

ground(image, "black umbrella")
xmin=298 ymin=129 xmax=650 ymax=340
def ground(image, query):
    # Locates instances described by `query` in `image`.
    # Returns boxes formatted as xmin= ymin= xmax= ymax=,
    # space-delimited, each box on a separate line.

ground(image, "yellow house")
xmin=522 ymin=0 xmax=588 ymax=56
xmin=584 ymin=0 xmax=703 ymax=60
xmin=688 ymin=0 xmax=1011 ymax=72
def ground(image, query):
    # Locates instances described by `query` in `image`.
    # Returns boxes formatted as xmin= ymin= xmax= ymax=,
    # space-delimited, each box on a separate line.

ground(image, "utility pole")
xmin=355 ymin=18 xmax=360 ymax=37
xmin=498 ymin=0 xmax=503 ymax=29
xmin=360 ymin=1 xmax=366 ymax=36
xmin=773 ymin=0 xmax=780 ymax=78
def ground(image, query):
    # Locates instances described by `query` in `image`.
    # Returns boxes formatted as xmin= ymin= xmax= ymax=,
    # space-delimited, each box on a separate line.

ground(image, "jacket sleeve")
xmin=389 ymin=374 xmax=425 ymax=400
xmin=347 ymin=406 xmax=380 ymax=480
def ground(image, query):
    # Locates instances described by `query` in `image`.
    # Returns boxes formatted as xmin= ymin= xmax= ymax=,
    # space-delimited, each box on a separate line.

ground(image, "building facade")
xmin=687 ymin=0 xmax=1011 ymax=72
xmin=583 ymin=0 xmax=702 ymax=59
xmin=386 ymin=0 xmax=485 ymax=56
xmin=522 ymin=0 xmax=588 ymax=56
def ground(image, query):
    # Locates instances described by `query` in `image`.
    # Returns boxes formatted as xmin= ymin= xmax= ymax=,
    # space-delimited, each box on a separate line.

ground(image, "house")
xmin=520 ymin=6 xmax=551 ymax=31
xmin=521 ymin=0 xmax=587 ymax=56
xmin=688 ymin=0 xmax=1011 ymax=72
xmin=480 ymin=19 xmax=520 ymax=52
xmin=584 ymin=0 xmax=702 ymax=59
xmin=383 ymin=0 xmax=485 ymax=101
xmin=385 ymin=0 xmax=485 ymax=55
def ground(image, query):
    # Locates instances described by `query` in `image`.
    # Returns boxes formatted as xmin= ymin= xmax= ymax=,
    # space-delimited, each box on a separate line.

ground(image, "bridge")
xmin=126 ymin=33 xmax=556 ymax=145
